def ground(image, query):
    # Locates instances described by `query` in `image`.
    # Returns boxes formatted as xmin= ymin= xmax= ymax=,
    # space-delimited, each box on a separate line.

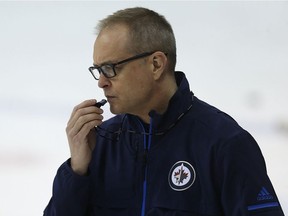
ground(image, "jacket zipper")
xmin=141 ymin=153 xmax=148 ymax=216
xmin=140 ymin=118 xmax=153 ymax=216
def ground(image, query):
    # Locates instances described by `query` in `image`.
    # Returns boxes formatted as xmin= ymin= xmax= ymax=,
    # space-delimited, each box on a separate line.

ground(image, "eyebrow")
xmin=93 ymin=58 xmax=120 ymax=67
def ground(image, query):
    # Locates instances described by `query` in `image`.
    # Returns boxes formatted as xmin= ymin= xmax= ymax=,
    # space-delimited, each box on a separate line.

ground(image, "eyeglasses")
xmin=88 ymin=51 xmax=155 ymax=80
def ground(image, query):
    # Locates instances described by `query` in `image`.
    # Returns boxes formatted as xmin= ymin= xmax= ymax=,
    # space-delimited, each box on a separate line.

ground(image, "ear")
xmin=151 ymin=51 xmax=167 ymax=80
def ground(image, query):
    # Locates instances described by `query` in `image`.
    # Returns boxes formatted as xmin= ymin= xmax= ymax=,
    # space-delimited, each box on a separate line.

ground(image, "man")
xmin=44 ymin=7 xmax=284 ymax=216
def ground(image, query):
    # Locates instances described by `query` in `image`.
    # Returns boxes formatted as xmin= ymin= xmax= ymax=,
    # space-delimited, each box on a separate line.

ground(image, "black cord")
xmin=95 ymin=102 xmax=193 ymax=140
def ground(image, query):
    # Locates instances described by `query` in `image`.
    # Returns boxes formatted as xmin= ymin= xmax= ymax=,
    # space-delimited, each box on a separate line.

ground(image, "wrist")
xmin=69 ymin=158 xmax=89 ymax=176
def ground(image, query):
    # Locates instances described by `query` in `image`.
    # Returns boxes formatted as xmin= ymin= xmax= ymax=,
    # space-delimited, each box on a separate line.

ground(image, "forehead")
xmin=93 ymin=24 xmax=130 ymax=64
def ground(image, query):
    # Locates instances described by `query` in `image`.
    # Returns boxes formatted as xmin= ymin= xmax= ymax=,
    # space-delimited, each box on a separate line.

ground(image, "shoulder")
xmin=190 ymin=97 xmax=244 ymax=137
xmin=186 ymin=96 xmax=262 ymax=159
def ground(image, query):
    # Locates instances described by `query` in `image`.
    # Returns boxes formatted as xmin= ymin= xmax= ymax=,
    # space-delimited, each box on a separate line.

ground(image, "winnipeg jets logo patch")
xmin=168 ymin=161 xmax=196 ymax=191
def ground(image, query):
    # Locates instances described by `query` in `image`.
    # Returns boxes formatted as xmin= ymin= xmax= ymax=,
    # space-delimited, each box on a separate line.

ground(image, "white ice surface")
xmin=0 ymin=1 xmax=287 ymax=215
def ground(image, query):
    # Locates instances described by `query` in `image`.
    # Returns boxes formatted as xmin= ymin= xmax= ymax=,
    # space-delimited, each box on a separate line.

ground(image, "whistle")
xmin=95 ymin=99 xmax=107 ymax=108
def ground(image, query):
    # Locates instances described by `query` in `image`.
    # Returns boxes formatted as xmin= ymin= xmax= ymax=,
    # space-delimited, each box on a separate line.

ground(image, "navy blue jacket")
xmin=44 ymin=72 xmax=284 ymax=216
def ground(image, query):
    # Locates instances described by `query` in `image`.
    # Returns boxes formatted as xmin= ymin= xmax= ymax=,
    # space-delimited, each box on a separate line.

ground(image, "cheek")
xmin=108 ymin=78 xmax=142 ymax=113
xmin=122 ymin=67 xmax=151 ymax=95
xmin=130 ymin=75 xmax=151 ymax=94
xmin=118 ymin=75 xmax=152 ymax=106
xmin=121 ymin=78 xmax=146 ymax=101
xmin=111 ymin=65 xmax=154 ymax=113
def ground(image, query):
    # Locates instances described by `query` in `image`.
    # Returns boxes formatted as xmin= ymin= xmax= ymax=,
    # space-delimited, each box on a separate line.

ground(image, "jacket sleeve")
xmin=216 ymin=131 xmax=284 ymax=216
xmin=43 ymin=159 xmax=91 ymax=216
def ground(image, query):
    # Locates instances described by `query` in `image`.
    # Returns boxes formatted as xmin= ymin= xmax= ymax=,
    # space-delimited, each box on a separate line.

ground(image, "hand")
xmin=66 ymin=99 xmax=104 ymax=175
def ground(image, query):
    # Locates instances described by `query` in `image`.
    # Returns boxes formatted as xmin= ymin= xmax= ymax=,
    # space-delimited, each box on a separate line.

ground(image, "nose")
xmin=98 ymin=73 xmax=110 ymax=89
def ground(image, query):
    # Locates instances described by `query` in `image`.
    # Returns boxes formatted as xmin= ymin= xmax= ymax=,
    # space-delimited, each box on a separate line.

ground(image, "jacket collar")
xmin=125 ymin=71 xmax=194 ymax=133
xmin=126 ymin=71 xmax=193 ymax=133
xmin=147 ymin=71 xmax=194 ymax=133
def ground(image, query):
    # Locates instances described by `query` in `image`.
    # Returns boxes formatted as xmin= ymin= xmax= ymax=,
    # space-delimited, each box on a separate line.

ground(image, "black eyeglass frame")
xmin=88 ymin=51 xmax=156 ymax=80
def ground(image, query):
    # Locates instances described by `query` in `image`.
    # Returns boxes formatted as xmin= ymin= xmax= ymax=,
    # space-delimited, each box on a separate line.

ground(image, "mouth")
xmin=105 ymin=95 xmax=116 ymax=103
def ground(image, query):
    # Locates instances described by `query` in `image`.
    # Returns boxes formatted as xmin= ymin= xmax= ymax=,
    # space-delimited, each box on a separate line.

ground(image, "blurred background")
xmin=0 ymin=1 xmax=287 ymax=215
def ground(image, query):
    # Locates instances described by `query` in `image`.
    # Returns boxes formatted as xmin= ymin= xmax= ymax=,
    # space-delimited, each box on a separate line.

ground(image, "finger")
xmin=77 ymin=119 xmax=102 ymax=141
xmin=67 ymin=112 xmax=103 ymax=138
xmin=67 ymin=118 xmax=103 ymax=144
xmin=68 ymin=106 xmax=103 ymax=127
xmin=73 ymin=112 xmax=103 ymax=133
xmin=67 ymin=102 xmax=103 ymax=128
xmin=68 ymin=107 xmax=103 ymax=133
xmin=68 ymin=99 xmax=97 ymax=122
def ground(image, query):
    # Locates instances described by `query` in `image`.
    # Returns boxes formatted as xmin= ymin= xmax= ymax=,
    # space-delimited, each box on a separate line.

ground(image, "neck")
xmin=138 ymin=78 xmax=178 ymax=124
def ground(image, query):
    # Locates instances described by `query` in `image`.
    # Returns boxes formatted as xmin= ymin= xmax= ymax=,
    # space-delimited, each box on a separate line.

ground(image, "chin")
xmin=109 ymin=106 xmax=123 ymax=115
